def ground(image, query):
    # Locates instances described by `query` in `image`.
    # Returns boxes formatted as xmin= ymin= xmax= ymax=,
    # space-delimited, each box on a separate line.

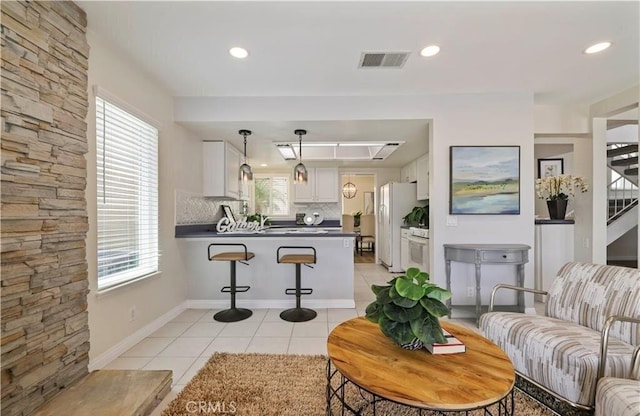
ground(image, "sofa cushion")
xmin=480 ymin=312 xmax=636 ymax=406
xmin=595 ymin=377 xmax=640 ymax=416
xmin=546 ymin=262 xmax=640 ymax=344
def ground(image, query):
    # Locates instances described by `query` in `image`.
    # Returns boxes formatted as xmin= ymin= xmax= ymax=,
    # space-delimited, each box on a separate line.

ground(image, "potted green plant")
xmin=365 ymin=267 xmax=451 ymax=350
xmin=352 ymin=210 xmax=363 ymax=227
xmin=402 ymin=206 xmax=428 ymax=227
xmin=246 ymin=213 xmax=270 ymax=226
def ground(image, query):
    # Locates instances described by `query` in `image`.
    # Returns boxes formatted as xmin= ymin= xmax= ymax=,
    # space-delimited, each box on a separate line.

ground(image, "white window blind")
xmin=253 ymin=175 xmax=290 ymax=216
xmin=96 ymin=96 xmax=159 ymax=290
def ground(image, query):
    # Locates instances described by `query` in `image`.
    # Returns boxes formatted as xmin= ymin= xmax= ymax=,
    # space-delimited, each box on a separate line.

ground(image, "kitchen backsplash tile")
xmin=175 ymin=190 xmax=341 ymax=224
xmin=294 ymin=203 xmax=341 ymax=220
xmin=175 ymin=189 xmax=242 ymax=225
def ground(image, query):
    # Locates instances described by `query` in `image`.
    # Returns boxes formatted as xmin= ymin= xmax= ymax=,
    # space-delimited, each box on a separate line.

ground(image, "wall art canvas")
xmin=450 ymin=146 xmax=520 ymax=215
xmin=538 ymin=158 xmax=564 ymax=178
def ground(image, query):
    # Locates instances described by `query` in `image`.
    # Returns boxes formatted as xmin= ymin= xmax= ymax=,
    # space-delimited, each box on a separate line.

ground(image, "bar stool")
xmin=208 ymin=243 xmax=254 ymax=322
xmin=277 ymin=246 xmax=317 ymax=322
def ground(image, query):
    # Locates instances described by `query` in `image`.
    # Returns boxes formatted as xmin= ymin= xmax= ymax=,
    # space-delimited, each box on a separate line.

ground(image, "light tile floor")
xmin=103 ymin=263 xmax=512 ymax=415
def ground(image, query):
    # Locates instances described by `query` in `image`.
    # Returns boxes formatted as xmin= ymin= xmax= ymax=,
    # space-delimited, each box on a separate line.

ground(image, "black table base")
xmin=326 ymin=360 xmax=514 ymax=416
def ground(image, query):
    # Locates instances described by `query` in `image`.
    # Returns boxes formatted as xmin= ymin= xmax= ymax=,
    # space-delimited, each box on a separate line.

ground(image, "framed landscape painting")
xmin=449 ymin=146 xmax=520 ymax=215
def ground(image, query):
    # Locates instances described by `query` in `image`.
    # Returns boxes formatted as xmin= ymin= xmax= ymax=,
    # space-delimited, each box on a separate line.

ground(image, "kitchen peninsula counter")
xmin=175 ymin=222 xmax=355 ymax=238
xmin=176 ymin=221 xmax=356 ymax=309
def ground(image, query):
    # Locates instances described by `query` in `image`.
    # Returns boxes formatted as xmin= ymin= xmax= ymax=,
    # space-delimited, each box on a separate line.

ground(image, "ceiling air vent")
xmin=359 ymin=52 xmax=410 ymax=68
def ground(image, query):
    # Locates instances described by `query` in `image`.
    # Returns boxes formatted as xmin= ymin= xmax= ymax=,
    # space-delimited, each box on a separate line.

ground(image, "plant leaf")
xmin=376 ymin=287 xmax=393 ymax=304
xmin=383 ymin=302 xmax=420 ymax=323
xmin=395 ymin=276 xmax=426 ymax=300
xmin=410 ymin=314 xmax=447 ymax=345
xmin=420 ymin=297 xmax=450 ymax=317
xmin=371 ymin=284 xmax=388 ymax=296
xmin=406 ymin=303 xmax=427 ymax=321
xmin=425 ymin=286 xmax=452 ymax=302
xmin=405 ymin=267 xmax=419 ymax=280
xmin=365 ymin=301 xmax=382 ymax=323
xmin=389 ymin=284 xmax=418 ymax=308
xmin=379 ymin=316 xmax=416 ymax=345
xmin=406 ymin=267 xmax=429 ymax=284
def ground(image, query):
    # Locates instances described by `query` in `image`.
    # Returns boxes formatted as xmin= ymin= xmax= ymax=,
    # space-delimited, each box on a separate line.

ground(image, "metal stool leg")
xmin=214 ymin=260 xmax=252 ymax=322
xmin=280 ymin=263 xmax=317 ymax=322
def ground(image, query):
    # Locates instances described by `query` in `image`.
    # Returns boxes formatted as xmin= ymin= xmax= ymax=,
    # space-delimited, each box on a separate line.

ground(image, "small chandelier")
xmin=238 ymin=129 xmax=253 ymax=182
xmin=342 ymin=175 xmax=357 ymax=199
xmin=293 ymin=129 xmax=308 ymax=184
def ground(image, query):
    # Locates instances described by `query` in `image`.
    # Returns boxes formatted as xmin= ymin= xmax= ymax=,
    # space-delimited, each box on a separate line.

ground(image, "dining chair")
xmin=358 ymin=214 xmax=375 ymax=255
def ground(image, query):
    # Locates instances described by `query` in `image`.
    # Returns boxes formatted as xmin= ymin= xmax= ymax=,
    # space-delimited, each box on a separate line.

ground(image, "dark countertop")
xmin=535 ymin=219 xmax=575 ymax=224
xmin=175 ymin=220 xmax=356 ymax=238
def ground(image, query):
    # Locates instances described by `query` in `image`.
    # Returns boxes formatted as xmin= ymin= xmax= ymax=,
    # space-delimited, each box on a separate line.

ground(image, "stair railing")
xmin=607 ymin=169 xmax=638 ymax=224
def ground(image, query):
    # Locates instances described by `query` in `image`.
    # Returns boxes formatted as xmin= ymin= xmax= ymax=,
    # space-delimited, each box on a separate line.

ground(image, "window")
xmin=96 ymin=95 xmax=159 ymax=290
xmin=253 ymin=175 xmax=290 ymax=216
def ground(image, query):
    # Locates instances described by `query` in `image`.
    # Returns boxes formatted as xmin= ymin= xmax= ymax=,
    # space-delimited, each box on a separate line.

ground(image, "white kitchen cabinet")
xmin=416 ymin=153 xmax=429 ymax=200
xmin=293 ymin=167 xmax=338 ymax=203
xmin=401 ymin=160 xmax=417 ymax=183
xmin=203 ymin=141 xmax=241 ymax=199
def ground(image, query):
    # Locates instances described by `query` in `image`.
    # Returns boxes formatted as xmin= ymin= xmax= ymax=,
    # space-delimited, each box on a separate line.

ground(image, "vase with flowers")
xmin=535 ymin=175 xmax=588 ymax=219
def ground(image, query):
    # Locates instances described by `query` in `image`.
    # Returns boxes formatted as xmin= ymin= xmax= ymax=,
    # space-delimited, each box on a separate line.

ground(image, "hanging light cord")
xmin=243 ymin=132 xmax=248 ymax=162
xmin=298 ymin=133 xmax=303 ymax=160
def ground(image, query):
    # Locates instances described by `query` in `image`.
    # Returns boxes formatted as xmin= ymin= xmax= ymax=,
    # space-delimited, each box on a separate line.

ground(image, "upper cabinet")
xmin=400 ymin=160 xmax=417 ymax=183
xmin=203 ymin=141 xmax=241 ymax=199
xmin=293 ymin=167 xmax=339 ymax=203
xmin=416 ymin=153 xmax=429 ymax=200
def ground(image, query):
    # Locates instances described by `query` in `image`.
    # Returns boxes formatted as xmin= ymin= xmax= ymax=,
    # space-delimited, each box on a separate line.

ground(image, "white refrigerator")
xmin=378 ymin=182 xmax=419 ymax=272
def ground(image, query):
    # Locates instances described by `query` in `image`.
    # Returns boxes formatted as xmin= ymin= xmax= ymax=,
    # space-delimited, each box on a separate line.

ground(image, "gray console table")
xmin=443 ymin=244 xmax=531 ymax=322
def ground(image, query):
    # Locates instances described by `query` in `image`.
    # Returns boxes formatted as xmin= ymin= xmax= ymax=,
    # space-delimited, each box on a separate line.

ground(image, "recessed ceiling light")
xmin=229 ymin=47 xmax=249 ymax=59
xmin=584 ymin=42 xmax=611 ymax=54
xmin=420 ymin=45 xmax=440 ymax=57
xmin=260 ymin=164 xmax=268 ymax=167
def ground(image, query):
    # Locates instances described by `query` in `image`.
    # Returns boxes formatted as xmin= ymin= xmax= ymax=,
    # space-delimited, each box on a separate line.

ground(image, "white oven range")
xmin=407 ymin=227 xmax=429 ymax=271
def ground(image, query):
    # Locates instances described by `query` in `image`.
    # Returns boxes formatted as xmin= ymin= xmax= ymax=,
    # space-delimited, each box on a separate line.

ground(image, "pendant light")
xmin=342 ymin=174 xmax=357 ymax=199
xmin=293 ymin=129 xmax=308 ymax=184
xmin=238 ymin=129 xmax=253 ymax=182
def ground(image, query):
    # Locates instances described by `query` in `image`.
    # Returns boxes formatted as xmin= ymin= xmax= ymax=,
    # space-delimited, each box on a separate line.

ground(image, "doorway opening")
xmin=341 ymin=173 xmax=376 ymax=263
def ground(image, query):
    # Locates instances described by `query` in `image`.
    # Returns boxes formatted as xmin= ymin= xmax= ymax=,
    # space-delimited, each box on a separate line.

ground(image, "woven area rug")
xmin=161 ymin=353 xmax=555 ymax=416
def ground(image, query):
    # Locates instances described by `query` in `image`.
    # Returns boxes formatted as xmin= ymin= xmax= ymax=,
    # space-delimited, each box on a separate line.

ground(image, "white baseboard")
xmin=88 ymin=302 xmax=187 ymax=371
xmin=185 ymin=299 xmax=356 ymax=309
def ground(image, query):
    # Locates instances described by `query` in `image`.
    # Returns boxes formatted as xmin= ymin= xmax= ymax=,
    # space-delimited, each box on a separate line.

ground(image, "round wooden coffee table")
xmin=326 ymin=317 xmax=515 ymax=414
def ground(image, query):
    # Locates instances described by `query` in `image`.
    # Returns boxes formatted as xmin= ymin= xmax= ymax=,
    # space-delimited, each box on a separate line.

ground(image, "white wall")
xmin=175 ymin=93 xmax=536 ymax=311
xmin=608 ymin=226 xmax=638 ymax=260
xmin=534 ymin=104 xmax=590 ymax=134
xmin=86 ymin=31 xmax=201 ymax=361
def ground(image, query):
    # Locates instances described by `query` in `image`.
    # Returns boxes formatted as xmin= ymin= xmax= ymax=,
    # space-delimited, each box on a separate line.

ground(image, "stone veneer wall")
xmin=1 ymin=2 xmax=90 ymax=415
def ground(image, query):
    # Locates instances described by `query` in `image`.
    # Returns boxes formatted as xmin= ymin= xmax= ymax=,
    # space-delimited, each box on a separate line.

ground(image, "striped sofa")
xmin=479 ymin=262 xmax=640 ymax=413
